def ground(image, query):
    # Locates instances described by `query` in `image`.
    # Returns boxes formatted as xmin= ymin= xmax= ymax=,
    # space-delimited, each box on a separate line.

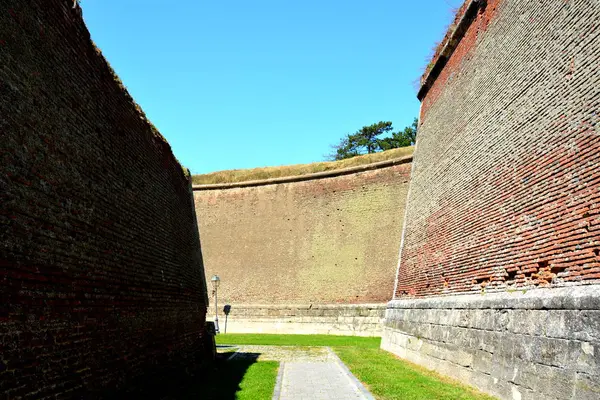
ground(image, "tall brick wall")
xmin=383 ymin=1 xmax=600 ymax=399
xmin=1 ymin=1 xmax=209 ymax=397
xmin=194 ymin=160 xmax=411 ymax=305
xmin=397 ymin=0 xmax=599 ymax=298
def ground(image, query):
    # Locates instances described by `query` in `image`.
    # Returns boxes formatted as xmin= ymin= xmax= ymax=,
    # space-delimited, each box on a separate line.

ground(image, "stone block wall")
xmin=0 ymin=1 xmax=208 ymax=397
xmin=384 ymin=1 xmax=600 ymax=399
xmin=217 ymin=304 xmax=385 ymax=337
xmin=382 ymin=287 xmax=600 ymax=400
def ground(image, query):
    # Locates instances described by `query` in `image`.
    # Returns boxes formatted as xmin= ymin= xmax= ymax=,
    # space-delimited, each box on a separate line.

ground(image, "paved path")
xmin=225 ymin=345 xmax=374 ymax=400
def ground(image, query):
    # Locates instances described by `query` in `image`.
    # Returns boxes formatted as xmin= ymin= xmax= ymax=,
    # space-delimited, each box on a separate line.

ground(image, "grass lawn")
xmin=216 ymin=333 xmax=380 ymax=348
xmin=335 ymin=347 xmax=496 ymax=400
xmin=217 ymin=334 xmax=496 ymax=400
xmin=231 ymin=360 xmax=279 ymax=400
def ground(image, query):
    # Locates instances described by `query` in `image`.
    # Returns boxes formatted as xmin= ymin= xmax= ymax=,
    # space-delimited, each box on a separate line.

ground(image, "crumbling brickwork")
xmin=195 ymin=161 xmax=411 ymax=305
xmin=0 ymin=0 xmax=208 ymax=397
xmin=397 ymin=0 xmax=599 ymax=298
xmin=384 ymin=1 xmax=600 ymax=399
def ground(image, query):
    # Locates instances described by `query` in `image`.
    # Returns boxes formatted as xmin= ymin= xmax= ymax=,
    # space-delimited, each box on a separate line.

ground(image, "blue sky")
xmin=82 ymin=0 xmax=462 ymax=174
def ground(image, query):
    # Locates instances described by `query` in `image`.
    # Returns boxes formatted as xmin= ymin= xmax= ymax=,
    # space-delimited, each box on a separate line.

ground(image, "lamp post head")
xmin=211 ymin=275 xmax=220 ymax=290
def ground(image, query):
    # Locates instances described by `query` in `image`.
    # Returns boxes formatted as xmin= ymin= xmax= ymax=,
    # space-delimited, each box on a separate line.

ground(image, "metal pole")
xmin=214 ymin=285 xmax=219 ymax=333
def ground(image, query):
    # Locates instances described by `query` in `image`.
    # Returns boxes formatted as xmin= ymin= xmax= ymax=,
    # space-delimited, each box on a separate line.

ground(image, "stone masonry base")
xmin=213 ymin=304 xmax=385 ymax=337
xmin=381 ymin=286 xmax=600 ymax=400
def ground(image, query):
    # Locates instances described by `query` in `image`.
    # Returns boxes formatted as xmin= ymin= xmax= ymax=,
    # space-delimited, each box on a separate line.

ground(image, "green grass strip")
xmin=216 ymin=333 xmax=381 ymax=348
xmin=334 ymin=347 xmax=496 ymax=400
xmin=235 ymin=360 xmax=279 ymax=400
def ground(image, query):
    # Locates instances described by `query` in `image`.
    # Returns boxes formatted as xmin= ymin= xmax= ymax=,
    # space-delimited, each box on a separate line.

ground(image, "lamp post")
xmin=211 ymin=275 xmax=220 ymax=333
xmin=223 ymin=304 xmax=231 ymax=334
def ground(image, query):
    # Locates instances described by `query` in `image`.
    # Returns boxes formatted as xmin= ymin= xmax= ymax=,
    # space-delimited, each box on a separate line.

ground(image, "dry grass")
xmin=192 ymin=147 xmax=414 ymax=185
xmin=420 ymin=1 xmax=468 ymax=85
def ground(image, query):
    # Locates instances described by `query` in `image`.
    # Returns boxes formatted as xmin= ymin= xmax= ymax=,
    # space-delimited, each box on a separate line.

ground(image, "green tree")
xmin=330 ymin=121 xmax=394 ymax=160
xmin=376 ymin=118 xmax=418 ymax=151
xmin=329 ymin=136 xmax=361 ymax=160
xmin=355 ymin=121 xmax=394 ymax=153
xmin=329 ymin=119 xmax=418 ymax=161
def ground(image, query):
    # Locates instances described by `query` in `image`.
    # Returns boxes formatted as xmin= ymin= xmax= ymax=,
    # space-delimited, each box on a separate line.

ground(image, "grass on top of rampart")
xmin=192 ymin=146 xmax=414 ymax=185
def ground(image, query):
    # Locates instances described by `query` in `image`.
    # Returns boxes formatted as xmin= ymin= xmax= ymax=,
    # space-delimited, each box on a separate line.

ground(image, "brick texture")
xmin=396 ymin=0 xmax=600 ymax=298
xmin=195 ymin=162 xmax=411 ymax=304
xmin=0 ymin=1 xmax=208 ymax=398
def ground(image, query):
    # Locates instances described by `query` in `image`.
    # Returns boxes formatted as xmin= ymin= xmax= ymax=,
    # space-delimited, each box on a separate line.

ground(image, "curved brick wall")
xmin=1 ymin=1 xmax=208 ymax=397
xmin=397 ymin=0 xmax=599 ymax=298
xmin=194 ymin=160 xmax=411 ymax=305
xmin=383 ymin=1 xmax=600 ymax=399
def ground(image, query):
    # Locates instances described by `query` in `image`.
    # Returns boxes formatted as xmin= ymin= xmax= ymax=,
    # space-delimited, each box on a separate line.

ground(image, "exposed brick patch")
xmin=0 ymin=0 xmax=208 ymax=397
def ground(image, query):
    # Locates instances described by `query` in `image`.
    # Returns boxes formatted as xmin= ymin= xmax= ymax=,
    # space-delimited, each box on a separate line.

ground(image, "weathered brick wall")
xmin=0 ymin=1 xmax=208 ymax=397
xmin=384 ymin=1 xmax=600 ymax=399
xmin=397 ymin=0 xmax=599 ymax=298
xmin=194 ymin=161 xmax=411 ymax=305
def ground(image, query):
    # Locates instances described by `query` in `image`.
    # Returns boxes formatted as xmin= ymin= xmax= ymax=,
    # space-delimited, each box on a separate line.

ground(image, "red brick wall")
xmin=395 ymin=0 xmax=600 ymax=298
xmin=0 ymin=1 xmax=208 ymax=397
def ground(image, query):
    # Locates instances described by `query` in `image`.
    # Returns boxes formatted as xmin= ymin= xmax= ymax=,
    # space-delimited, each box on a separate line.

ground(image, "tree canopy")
xmin=329 ymin=118 xmax=418 ymax=160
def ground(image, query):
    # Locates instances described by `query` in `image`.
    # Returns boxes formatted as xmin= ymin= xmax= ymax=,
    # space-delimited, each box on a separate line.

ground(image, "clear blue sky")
xmin=82 ymin=0 xmax=462 ymax=174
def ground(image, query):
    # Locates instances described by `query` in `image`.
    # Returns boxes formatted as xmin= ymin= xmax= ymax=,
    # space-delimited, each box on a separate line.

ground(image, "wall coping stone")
xmin=387 ymin=285 xmax=600 ymax=310
xmin=229 ymin=303 xmax=388 ymax=309
xmin=417 ymin=0 xmax=483 ymax=100
xmin=192 ymin=156 xmax=412 ymax=191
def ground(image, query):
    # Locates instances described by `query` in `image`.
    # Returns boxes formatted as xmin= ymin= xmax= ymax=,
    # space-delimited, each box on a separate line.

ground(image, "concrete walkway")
xmin=227 ymin=345 xmax=374 ymax=400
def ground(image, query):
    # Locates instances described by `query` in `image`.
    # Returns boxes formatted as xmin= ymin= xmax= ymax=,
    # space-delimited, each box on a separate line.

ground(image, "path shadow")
xmin=216 ymin=345 xmax=238 ymax=350
xmin=173 ymin=352 xmax=262 ymax=400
